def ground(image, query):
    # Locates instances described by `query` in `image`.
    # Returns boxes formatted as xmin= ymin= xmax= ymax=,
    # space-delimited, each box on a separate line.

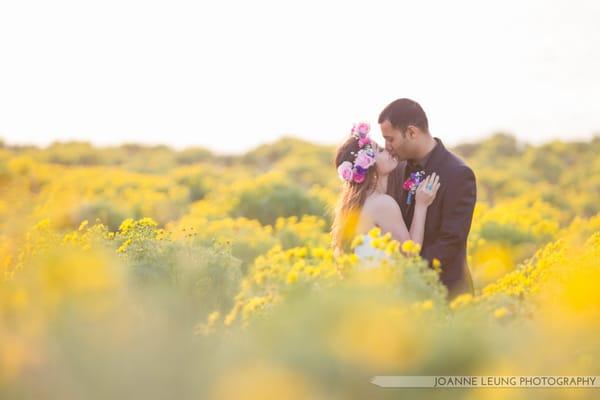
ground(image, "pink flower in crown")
xmin=354 ymin=150 xmax=374 ymax=170
xmin=337 ymin=161 xmax=354 ymax=182
xmin=358 ymin=136 xmax=371 ymax=147
xmin=357 ymin=122 xmax=370 ymax=135
xmin=352 ymin=169 xmax=366 ymax=183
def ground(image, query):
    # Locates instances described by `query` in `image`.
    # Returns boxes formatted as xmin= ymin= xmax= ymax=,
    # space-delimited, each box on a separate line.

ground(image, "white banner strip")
xmin=371 ymin=376 xmax=600 ymax=388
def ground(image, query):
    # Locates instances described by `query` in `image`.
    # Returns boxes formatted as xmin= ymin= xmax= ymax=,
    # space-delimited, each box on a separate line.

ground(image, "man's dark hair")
xmin=378 ymin=98 xmax=429 ymax=134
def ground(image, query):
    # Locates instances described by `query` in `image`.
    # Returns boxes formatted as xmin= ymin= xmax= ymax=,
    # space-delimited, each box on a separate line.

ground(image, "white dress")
xmin=353 ymin=234 xmax=390 ymax=269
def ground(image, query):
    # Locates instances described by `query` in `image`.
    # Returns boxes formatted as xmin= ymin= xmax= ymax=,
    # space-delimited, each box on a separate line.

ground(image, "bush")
xmin=71 ymin=200 xmax=129 ymax=231
xmin=231 ymin=180 xmax=326 ymax=225
xmin=114 ymin=218 xmax=243 ymax=322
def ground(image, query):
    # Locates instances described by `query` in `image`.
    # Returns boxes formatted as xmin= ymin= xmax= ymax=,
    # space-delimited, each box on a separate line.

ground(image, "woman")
xmin=331 ymin=122 xmax=440 ymax=258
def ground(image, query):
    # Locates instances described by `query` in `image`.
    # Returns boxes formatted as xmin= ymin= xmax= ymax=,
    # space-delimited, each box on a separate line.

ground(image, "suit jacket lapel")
xmin=422 ymin=137 xmax=447 ymax=173
xmin=402 ymin=137 xmax=448 ymax=226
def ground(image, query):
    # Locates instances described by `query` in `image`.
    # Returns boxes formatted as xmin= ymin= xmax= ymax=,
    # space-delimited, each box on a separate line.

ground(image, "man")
xmin=379 ymin=98 xmax=476 ymax=300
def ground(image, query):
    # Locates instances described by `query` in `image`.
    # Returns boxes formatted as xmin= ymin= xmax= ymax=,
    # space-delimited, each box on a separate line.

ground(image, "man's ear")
xmin=406 ymin=125 xmax=418 ymax=139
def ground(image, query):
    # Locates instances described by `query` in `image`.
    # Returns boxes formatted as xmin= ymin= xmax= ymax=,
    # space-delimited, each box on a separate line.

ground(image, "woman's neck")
xmin=374 ymin=174 xmax=388 ymax=194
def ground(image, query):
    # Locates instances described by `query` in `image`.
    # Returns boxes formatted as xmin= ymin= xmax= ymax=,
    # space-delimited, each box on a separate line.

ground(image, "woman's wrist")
xmin=414 ymin=203 xmax=428 ymax=211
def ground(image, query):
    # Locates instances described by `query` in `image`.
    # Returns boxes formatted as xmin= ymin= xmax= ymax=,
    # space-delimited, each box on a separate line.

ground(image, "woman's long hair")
xmin=331 ymin=136 xmax=378 ymax=256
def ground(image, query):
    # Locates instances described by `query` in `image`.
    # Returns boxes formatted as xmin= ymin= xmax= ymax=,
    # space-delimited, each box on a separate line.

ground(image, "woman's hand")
xmin=415 ymin=172 xmax=440 ymax=207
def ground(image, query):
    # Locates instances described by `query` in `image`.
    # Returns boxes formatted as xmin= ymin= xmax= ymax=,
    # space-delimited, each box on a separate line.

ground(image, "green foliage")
xmin=71 ymin=200 xmax=129 ymax=231
xmin=114 ymin=218 xmax=243 ymax=320
xmin=175 ymin=173 xmax=208 ymax=202
xmin=231 ymin=180 xmax=327 ymax=225
xmin=241 ymin=137 xmax=322 ymax=166
xmin=174 ymin=146 xmax=214 ymax=165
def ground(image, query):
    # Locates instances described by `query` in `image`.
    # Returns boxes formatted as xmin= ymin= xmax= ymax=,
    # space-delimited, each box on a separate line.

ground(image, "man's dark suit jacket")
xmin=387 ymin=137 xmax=476 ymax=300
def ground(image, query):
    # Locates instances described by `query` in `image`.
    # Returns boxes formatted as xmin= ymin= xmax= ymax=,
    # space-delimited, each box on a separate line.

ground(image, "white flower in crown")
xmin=354 ymin=148 xmax=376 ymax=169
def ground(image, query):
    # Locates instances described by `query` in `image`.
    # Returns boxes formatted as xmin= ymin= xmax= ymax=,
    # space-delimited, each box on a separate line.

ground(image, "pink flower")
xmin=357 ymin=122 xmax=370 ymax=135
xmin=337 ymin=161 xmax=354 ymax=181
xmin=358 ymin=136 xmax=371 ymax=147
xmin=352 ymin=170 xmax=365 ymax=183
xmin=403 ymin=178 xmax=414 ymax=191
xmin=354 ymin=150 xmax=375 ymax=169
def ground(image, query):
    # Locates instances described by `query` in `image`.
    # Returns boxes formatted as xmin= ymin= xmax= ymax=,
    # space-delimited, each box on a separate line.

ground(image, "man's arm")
xmin=421 ymin=165 xmax=477 ymax=270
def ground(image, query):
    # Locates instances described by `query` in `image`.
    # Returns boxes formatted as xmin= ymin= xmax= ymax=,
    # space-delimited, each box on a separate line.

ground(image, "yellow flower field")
xmin=1 ymin=134 xmax=599 ymax=399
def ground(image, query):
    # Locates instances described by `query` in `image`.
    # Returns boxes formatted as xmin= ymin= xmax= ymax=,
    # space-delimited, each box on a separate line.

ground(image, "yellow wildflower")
xmin=421 ymin=300 xmax=434 ymax=310
xmin=450 ymin=293 xmax=473 ymax=310
xmin=350 ymin=235 xmax=364 ymax=249
xmin=78 ymin=220 xmax=89 ymax=231
xmin=293 ymin=247 xmax=308 ymax=258
xmin=368 ymin=227 xmax=381 ymax=238
xmin=138 ymin=217 xmax=158 ymax=228
xmin=371 ymin=238 xmax=385 ymax=249
xmin=117 ymin=238 xmax=132 ymax=253
xmin=310 ymin=247 xmax=326 ymax=259
xmin=286 ymin=270 xmax=298 ymax=284
xmin=384 ymin=241 xmax=400 ymax=255
xmin=207 ymin=310 xmax=221 ymax=324
xmin=494 ymin=307 xmax=510 ymax=319
xmin=401 ymin=240 xmax=421 ymax=255
xmin=118 ymin=218 xmax=134 ymax=233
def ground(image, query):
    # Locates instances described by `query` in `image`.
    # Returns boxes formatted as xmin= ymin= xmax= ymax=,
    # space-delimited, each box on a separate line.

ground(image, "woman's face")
xmin=372 ymin=141 xmax=398 ymax=175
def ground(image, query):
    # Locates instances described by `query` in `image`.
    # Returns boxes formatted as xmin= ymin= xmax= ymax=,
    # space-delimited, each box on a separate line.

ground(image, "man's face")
xmin=380 ymin=119 xmax=413 ymax=161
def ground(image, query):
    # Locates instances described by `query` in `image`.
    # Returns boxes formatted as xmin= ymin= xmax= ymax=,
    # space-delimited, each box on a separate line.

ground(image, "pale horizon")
xmin=2 ymin=129 xmax=600 ymax=157
xmin=1 ymin=0 xmax=599 ymax=154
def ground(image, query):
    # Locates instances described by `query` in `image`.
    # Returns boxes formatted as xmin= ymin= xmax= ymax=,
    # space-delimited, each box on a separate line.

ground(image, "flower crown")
xmin=337 ymin=121 xmax=376 ymax=184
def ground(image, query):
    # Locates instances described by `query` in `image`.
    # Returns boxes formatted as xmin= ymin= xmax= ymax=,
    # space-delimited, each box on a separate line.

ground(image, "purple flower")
xmin=354 ymin=149 xmax=375 ymax=169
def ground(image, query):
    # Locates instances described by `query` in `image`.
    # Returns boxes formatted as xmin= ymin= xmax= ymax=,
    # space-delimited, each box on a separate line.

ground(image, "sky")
xmin=0 ymin=0 xmax=599 ymax=154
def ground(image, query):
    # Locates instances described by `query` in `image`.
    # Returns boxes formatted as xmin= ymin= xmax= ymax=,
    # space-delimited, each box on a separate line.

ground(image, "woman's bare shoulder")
xmin=364 ymin=193 xmax=401 ymax=211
